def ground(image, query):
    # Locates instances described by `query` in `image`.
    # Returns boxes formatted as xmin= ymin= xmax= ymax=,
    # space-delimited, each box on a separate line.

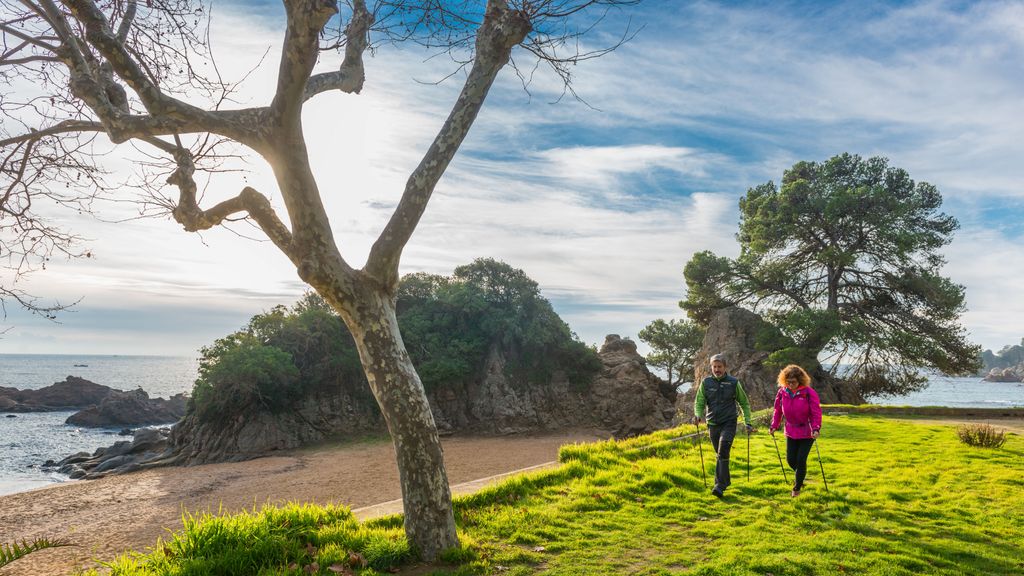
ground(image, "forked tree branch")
xmin=166 ymin=146 xmax=296 ymax=262
xmin=365 ymin=0 xmax=531 ymax=287
xmin=271 ymin=0 xmax=340 ymax=121
xmin=302 ymin=0 xmax=373 ymax=100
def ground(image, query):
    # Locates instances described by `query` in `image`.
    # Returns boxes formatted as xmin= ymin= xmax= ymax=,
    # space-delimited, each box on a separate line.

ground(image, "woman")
xmin=769 ymin=364 xmax=822 ymax=497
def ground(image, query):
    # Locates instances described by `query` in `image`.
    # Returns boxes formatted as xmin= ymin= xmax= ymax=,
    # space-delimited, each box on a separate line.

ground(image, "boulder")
xmin=44 ymin=428 xmax=174 ymax=479
xmin=65 ymin=388 xmax=187 ymax=427
xmin=689 ymin=307 xmax=862 ymax=410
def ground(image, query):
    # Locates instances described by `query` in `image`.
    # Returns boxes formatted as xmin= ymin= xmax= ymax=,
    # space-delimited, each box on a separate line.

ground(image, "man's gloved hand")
xmin=693 ymin=416 xmax=702 ymax=425
xmin=745 ymin=424 xmax=754 ymax=434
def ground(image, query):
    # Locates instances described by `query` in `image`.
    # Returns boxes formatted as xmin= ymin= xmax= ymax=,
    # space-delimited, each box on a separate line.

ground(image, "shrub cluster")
xmin=956 ymin=423 xmax=1007 ymax=449
xmin=190 ymin=258 xmax=601 ymax=421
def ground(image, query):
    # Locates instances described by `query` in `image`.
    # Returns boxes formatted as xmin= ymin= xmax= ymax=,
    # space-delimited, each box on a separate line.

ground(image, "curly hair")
xmin=776 ymin=364 xmax=812 ymax=388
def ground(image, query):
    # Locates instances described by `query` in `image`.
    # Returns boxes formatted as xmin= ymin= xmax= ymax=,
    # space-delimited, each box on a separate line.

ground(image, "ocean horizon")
xmin=2 ymin=354 xmax=1022 ymax=497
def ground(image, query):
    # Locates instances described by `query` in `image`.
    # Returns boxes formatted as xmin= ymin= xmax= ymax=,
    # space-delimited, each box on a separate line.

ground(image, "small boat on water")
xmin=73 ymin=364 xmax=88 ymax=367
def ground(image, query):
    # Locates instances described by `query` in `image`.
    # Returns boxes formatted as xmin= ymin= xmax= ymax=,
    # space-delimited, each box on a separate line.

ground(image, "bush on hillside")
xmin=956 ymin=423 xmax=1006 ymax=448
xmin=191 ymin=337 xmax=300 ymax=419
xmin=190 ymin=259 xmax=601 ymax=420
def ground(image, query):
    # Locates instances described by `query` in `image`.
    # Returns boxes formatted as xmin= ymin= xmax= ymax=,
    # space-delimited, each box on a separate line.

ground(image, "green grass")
xmin=85 ymin=415 xmax=1024 ymax=576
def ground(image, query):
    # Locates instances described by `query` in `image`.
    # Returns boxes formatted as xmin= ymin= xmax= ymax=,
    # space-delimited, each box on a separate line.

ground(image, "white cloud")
xmin=3 ymin=0 xmax=1024 ymax=360
xmin=944 ymin=227 xmax=1024 ymax=352
xmin=531 ymin=145 xmax=716 ymax=188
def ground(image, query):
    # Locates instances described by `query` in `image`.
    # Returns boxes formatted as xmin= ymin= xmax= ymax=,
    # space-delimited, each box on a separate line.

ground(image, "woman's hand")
xmin=811 ymin=429 xmax=820 ymax=439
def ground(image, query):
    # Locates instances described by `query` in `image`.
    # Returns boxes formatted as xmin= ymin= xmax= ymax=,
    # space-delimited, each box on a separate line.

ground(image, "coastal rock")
xmin=163 ymin=389 xmax=384 ymax=465
xmin=588 ymin=335 xmax=677 ymax=438
xmin=984 ymin=367 xmax=1024 ymax=383
xmin=0 ymin=376 xmax=115 ymax=412
xmin=45 ymin=428 xmax=174 ymax=479
xmin=430 ymin=335 xmax=675 ymax=438
xmin=688 ymin=307 xmax=862 ymax=410
xmin=56 ymin=334 xmax=675 ymax=471
xmin=430 ymin=344 xmax=587 ymax=435
xmin=65 ymin=388 xmax=187 ymax=427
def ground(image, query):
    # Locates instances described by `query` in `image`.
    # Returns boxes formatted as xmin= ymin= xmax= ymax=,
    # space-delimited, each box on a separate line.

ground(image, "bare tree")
xmin=0 ymin=0 xmax=639 ymax=558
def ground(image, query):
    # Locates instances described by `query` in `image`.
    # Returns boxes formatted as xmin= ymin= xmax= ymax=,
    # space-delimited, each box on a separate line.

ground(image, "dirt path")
xmin=0 ymin=430 xmax=604 ymax=576
xmin=893 ymin=416 xmax=1024 ymax=434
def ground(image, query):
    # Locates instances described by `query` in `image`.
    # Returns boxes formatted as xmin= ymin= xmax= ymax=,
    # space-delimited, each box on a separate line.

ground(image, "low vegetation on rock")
xmin=190 ymin=258 xmax=600 ymax=424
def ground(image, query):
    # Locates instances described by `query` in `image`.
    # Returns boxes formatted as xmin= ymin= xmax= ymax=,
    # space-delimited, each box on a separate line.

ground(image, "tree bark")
xmin=331 ymin=278 xmax=459 ymax=559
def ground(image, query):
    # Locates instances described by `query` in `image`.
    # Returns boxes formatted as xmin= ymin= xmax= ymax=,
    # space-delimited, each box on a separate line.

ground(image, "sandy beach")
xmin=0 ymin=430 xmax=605 ymax=576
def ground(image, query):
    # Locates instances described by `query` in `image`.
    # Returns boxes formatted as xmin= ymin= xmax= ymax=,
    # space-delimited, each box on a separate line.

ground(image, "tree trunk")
xmin=336 ymin=282 xmax=459 ymax=560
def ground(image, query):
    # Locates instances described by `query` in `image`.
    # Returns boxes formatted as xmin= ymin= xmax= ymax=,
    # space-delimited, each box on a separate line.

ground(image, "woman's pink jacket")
xmin=770 ymin=386 xmax=822 ymax=439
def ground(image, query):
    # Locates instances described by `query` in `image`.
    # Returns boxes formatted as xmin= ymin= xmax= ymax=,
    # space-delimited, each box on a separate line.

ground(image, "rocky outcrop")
xmin=163 ymin=387 xmax=384 ymax=466
xmin=68 ymin=334 xmax=676 ymax=472
xmin=429 ymin=335 xmax=675 ymax=438
xmin=44 ymin=428 xmax=173 ymax=479
xmin=0 ymin=377 xmax=114 ymax=412
xmin=65 ymin=388 xmax=188 ymax=427
xmin=588 ymin=335 xmax=677 ymax=438
xmin=984 ymin=367 xmax=1024 ymax=383
xmin=686 ymin=307 xmax=862 ymax=411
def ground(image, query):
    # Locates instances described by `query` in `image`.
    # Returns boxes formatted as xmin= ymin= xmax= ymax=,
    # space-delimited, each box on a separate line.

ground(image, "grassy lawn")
xmin=86 ymin=414 xmax=1024 ymax=576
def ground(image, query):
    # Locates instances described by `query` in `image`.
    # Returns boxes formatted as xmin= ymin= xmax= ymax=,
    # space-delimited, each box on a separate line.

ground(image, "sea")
xmin=0 ymin=354 xmax=199 ymax=497
xmin=1 ymin=355 xmax=1022 ymax=497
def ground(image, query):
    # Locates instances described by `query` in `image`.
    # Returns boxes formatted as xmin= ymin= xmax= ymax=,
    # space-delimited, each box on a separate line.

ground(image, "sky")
xmin=1 ymin=0 xmax=1023 ymax=359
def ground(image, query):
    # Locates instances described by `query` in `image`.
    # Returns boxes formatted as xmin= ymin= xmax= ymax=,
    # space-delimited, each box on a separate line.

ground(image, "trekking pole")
xmin=814 ymin=437 xmax=829 ymax=493
xmin=746 ymin=426 xmax=751 ymax=482
xmin=695 ymin=419 xmax=707 ymax=488
xmin=771 ymin=432 xmax=789 ymax=483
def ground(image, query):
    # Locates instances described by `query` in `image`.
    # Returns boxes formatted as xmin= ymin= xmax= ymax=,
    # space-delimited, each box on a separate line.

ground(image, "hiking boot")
xmin=711 ymin=487 xmax=724 ymax=498
xmin=790 ymin=489 xmax=800 ymax=497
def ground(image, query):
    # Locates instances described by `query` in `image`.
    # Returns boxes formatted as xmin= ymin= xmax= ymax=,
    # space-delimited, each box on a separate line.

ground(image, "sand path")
xmin=0 ymin=430 xmax=604 ymax=576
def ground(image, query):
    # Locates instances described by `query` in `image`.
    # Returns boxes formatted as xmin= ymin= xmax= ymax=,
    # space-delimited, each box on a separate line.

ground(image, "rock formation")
xmin=63 ymin=335 xmax=676 ymax=475
xmin=2 ymin=377 xmax=186 ymax=428
xmin=65 ymin=388 xmax=187 ymax=427
xmin=164 ymin=387 xmax=384 ymax=466
xmin=685 ymin=307 xmax=862 ymax=412
xmin=984 ymin=367 xmax=1024 ymax=383
xmin=45 ymin=428 xmax=173 ymax=479
xmin=0 ymin=376 xmax=115 ymax=412
xmin=587 ymin=335 xmax=677 ymax=438
xmin=429 ymin=334 xmax=675 ymax=438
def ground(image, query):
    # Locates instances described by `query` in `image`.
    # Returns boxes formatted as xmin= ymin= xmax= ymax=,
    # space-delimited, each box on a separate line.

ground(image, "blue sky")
xmin=2 ymin=0 xmax=1022 ymax=358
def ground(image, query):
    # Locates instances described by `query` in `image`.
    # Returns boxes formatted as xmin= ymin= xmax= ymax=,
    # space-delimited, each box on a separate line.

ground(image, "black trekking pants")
xmin=787 ymin=437 xmax=816 ymax=490
xmin=708 ymin=421 xmax=737 ymax=490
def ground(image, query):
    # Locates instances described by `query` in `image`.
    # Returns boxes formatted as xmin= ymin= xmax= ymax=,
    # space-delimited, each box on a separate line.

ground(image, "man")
xmin=694 ymin=353 xmax=753 ymax=498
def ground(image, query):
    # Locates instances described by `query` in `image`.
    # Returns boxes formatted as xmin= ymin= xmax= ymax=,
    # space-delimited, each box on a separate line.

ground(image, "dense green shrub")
xmin=192 ymin=336 xmax=300 ymax=419
xmin=956 ymin=423 xmax=1007 ymax=448
xmin=190 ymin=259 xmax=600 ymax=420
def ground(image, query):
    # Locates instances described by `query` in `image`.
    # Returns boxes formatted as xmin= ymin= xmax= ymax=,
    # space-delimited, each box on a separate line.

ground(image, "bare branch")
xmin=115 ymin=0 xmax=136 ymax=43
xmin=0 ymin=20 xmax=60 ymax=52
xmin=271 ymin=0 xmax=339 ymax=121
xmin=303 ymin=0 xmax=374 ymax=100
xmin=166 ymin=145 xmax=295 ymax=261
xmin=365 ymin=0 xmax=531 ymax=286
xmin=0 ymin=119 xmax=104 ymax=148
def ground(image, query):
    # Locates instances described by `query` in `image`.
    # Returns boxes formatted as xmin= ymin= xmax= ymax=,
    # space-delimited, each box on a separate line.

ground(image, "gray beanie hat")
xmin=709 ymin=353 xmax=726 ymax=365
